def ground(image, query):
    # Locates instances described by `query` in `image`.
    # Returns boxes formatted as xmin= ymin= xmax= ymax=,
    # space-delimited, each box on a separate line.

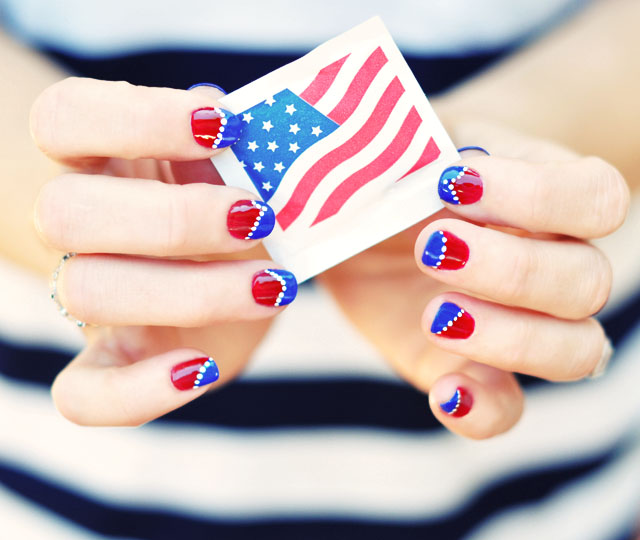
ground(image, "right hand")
xmin=31 ymin=78 xmax=296 ymax=426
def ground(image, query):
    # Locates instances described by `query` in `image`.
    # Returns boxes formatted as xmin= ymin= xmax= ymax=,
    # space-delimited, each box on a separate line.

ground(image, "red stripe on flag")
xmin=311 ymin=106 xmax=422 ymax=226
xmin=276 ymin=76 xmax=405 ymax=231
xmin=299 ymin=54 xmax=350 ymax=106
xmin=397 ymin=137 xmax=441 ymax=181
xmin=327 ymin=47 xmax=388 ymax=125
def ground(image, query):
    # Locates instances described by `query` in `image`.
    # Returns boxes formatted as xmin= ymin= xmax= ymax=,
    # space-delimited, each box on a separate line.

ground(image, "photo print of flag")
xmin=212 ymin=17 xmax=459 ymax=281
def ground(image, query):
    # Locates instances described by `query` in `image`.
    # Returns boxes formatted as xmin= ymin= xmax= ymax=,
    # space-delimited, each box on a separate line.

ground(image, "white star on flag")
xmin=253 ymin=162 xmax=264 ymax=172
xmin=247 ymin=141 xmax=259 ymax=151
xmin=285 ymin=104 xmax=296 ymax=115
xmin=289 ymin=124 xmax=300 ymax=135
xmin=289 ymin=142 xmax=300 ymax=153
xmin=262 ymin=181 xmax=273 ymax=191
xmin=267 ymin=141 xmax=279 ymax=152
xmin=274 ymin=162 xmax=285 ymax=173
xmin=262 ymin=120 xmax=274 ymax=132
xmin=311 ymin=126 xmax=323 ymax=136
xmin=242 ymin=112 xmax=253 ymax=123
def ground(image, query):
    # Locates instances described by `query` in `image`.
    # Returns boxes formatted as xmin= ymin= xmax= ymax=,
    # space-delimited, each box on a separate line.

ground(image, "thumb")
xmin=52 ymin=339 xmax=220 ymax=426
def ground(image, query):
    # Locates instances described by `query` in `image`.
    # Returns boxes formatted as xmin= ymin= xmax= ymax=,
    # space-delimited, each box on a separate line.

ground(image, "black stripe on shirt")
xmin=41 ymin=48 xmax=508 ymax=97
xmin=0 ymin=440 xmax=629 ymax=540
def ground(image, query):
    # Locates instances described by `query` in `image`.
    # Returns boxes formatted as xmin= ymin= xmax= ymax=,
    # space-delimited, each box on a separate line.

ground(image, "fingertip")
xmin=429 ymin=369 xmax=523 ymax=439
xmin=187 ymin=82 xmax=228 ymax=95
xmin=52 ymin=346 xmax=222 ymax=427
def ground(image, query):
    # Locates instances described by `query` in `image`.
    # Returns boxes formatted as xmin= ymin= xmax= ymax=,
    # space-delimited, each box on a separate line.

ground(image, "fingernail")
xmin=422 ymin=230 xmax=469 ymax=270
xmin=171 ymin=356 xmax=219 ymax=391
xmin=191 ymin=107 xmax=243 ymax=149
xmin=431 ymin=302 xmax=475 ymax=339
xmin=456 ymin=145 xmax=490 ymax=156
xmin=438 ymin=166 xmax=483 ymax=205
xmin=187 ymin=82 xmax=227 ymax=94
xmin=252 ymin=269 xmax=298 ymax=307
xmin=227 ymin=200 xmax=275 ymax=240
xmin=439 ymin=387 xmax=473 ymax=417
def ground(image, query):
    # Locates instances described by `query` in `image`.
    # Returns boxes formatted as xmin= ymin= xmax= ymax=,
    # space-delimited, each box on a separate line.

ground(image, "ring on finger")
xmin=50 ymin=252 xmax=90 ymax=328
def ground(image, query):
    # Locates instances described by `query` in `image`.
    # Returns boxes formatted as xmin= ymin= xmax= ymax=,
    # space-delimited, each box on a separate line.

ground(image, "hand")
xmin=30 ymin=78 xmax=296 ymax=426
xmin=319 ymin=121 xmax=629 ymax=439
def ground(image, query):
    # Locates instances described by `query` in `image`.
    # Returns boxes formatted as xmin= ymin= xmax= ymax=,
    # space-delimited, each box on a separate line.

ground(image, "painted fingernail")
xmin=422 ymin=230 xmax=469 ymax=270
xmin=439 ymin=387 xmax=473 ymax=417
xmin=252 ymin=269 xmax=298 ymax=307
xmin=227 ymin=200 xmax=275 ymax=240
xmin=187 ymin=82 xmax=227 ymax=94
xmin=431 ymin=302 xmax=475 ymax=339
xmin=191 ymin=107 xmax=244 ymax=149
xmin=438 ymin=166 xmax=483 ymax=205
xmin=171 ymin=357 xmax=219 ymax=391
xmin=456 ymin=145 xmax=490 ymax=156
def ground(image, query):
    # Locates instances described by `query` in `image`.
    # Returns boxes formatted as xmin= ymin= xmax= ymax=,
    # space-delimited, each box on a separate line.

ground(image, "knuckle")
xmin=163 ymin=185 xmax=192 ymax=252
xmin=58 ymin=257 xmax=94 ymax=323
xmin=499 ymin=242 xmax=538 ymax=302
xmin=583 ymin=157 xmax=630 ymax=236
xmin=526 ymin=163 xmax=554 ymax=231
xmin=34 ymin=175 xmax=76 ymax=250
xmin=584 ymin=248 xmax=613 ymax=316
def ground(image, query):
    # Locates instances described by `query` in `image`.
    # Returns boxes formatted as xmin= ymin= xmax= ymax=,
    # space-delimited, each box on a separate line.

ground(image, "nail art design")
xmin=252 ymin=269 xmax=298 ymax=307
xmin=191 ymin=107 xmax=244 ymax=149
xmin=171 ymin=357 xmax=220 ymax=391
xmin=431 ymin=302 xmax=475 ymax=339
xmin=438 ymin=166 xmax=483 ymax=205
xmin=187 ymin=82 xmax=227 ymax=94
xmin=439 ymin=387 xmax=473 ymax=417
xmin=422 ymin=230 xmax=469 ymax=270
xmin=227 ymin=200 xmax=276 ymax=240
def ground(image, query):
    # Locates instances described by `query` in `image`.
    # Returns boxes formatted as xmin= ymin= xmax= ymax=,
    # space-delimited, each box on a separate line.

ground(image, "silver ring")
xmin=50 ymin=252 xmax=89 ymax=328
xmin=588 ymin=338 xmax=613 ymax=379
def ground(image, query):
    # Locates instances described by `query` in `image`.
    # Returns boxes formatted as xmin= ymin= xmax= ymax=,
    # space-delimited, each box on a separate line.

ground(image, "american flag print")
xmin=230 ymin=45 xmax=441 ymax=232
xmin=213 ymin=17 xmax=459 ymax=281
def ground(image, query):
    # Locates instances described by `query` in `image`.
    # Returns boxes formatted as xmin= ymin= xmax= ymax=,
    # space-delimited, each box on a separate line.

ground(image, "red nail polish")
xmin=422 ymin=230 xmax=469 ymax=270
xmin=191 ymin=107 xmax=243 ymax=149
xmin=439 ymin=166 xmax=483 ymax=205
xmin=251 ymin=269 xmax=298 ymax=307
xmin=439 ymin=387 xmax=473 ymax=417
xmin=227 ymin=200 xmax=275 ymax=240
xmin=171 ymin=357 xmax=219 ymax=391
xmin=431 ymin=302 xmax=475 ymax=339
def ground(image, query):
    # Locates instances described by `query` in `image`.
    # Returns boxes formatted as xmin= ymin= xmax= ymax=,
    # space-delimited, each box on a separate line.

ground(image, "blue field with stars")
xmin=230 ymin=89 xmax=340 ymax=202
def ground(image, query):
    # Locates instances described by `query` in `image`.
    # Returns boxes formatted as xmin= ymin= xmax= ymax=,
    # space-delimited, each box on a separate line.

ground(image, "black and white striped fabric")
xmin=2 ymin=2 xmax=640 ymax=538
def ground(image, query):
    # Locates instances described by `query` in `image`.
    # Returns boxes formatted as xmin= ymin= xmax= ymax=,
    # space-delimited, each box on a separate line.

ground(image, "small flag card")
xmin=212 ymin=17 xmax=459 ymax=282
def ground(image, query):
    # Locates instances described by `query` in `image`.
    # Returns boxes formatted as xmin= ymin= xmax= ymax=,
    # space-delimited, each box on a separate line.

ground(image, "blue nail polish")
xmin=438 ymin=166 xmax=483 ymax=205
xmin=227 ymin=200 xmax=276 ymax=240
xmin=456 ymin=145 xmax=490 ymax=156
xmin=252 ymin=269 xmax=298 ymax=307
xmin=187 ymin=82 xmax=228 ymax=94
xmin=421 ymin=230 xmax=469 ymax=270
xmin=430 ymin=302 xmax=474 ymax=339
xmin=439 ymin=387 xmax=472 ymax=417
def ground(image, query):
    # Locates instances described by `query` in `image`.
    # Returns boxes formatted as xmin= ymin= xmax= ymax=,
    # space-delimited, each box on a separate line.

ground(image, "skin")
xmin=1 ymin=0 xmax=638 ymax=437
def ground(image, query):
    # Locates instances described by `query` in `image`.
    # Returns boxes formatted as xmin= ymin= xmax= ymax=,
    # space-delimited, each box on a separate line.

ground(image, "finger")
xmin=437 ymin=156 xmax=629 ymax=238
xmin=35 ymin=174 xmax=276 ymax=256
xmin=30 ymin=77 xmax=244 ymax=163
xmin=415 ymin=219 xmax=612 ymax=319
xmin=422 ymin=292 xmax=609 ymax=381
xmin=428 ymin=365 xmax=524 ymax=439
xmin=57 ymin=255 xmax=298 ymax=326
xmin=52 ymin=343 xmax=222 ymax=426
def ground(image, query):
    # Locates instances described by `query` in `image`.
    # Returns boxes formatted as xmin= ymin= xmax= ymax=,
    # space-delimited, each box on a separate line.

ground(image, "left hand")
xmin=319 ymin=120 xmax=629 ymax=439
